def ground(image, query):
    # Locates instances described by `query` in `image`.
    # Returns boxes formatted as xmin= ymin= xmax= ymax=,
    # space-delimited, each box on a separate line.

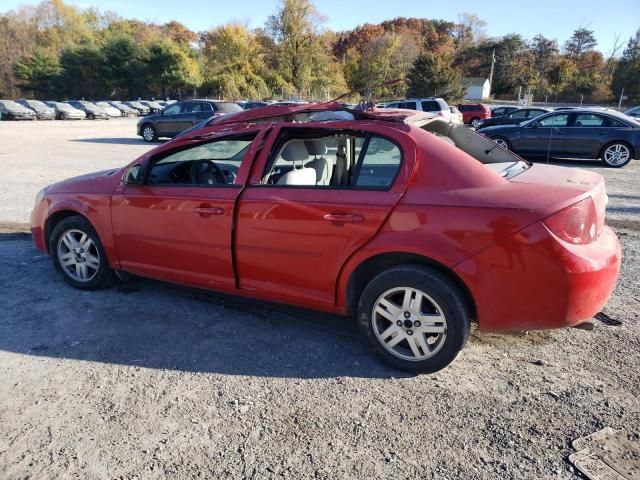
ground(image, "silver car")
xmin=45 ymin=101 xmax=86 ymax=120
xmin=0 ymin=100 xmax=37 ymax=120
xmin=15 ymin=99 xmax=55 ymax=120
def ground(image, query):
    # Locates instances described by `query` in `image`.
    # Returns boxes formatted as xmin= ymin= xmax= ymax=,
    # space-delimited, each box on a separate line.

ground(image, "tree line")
xmin=1 ymin=0 xmax=638 ymax=104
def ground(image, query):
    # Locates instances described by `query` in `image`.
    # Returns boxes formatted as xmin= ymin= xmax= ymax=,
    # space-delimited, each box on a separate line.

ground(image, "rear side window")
xmin=510 ymin=110 xmax=528 ymax=118
xmin=574 ymin=114 xmax=605 ymax=127
xmin=214 ymin=102 xmax=243 ymax=113
xmin=262 ymin=129 xmax=402 ymax=190
xmin=607 ymin=117 xmax=628 ymax=128
xmin=421 ymin=101 xmax=440 ymax=112
xmin=192 ymin=102 xmax=213 ymax=113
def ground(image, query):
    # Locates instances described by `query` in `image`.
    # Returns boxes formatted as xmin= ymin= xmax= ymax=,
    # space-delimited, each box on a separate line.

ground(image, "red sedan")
xmin=30 ymin=102 xmax=621 ymax=373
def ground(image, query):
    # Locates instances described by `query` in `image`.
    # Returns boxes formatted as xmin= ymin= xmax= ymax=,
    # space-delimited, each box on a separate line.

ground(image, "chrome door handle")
xmin=194 ymin=206 xmax=225 ymax=216
xmin=323 ymin=213 xmax=364 ymax=223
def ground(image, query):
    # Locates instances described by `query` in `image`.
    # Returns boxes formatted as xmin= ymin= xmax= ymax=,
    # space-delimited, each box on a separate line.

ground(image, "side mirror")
xmin=124 ymin=164 xmax=144 ymax=185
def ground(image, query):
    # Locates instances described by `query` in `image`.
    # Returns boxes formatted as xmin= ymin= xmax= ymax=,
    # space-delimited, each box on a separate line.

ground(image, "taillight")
xmin=543 ymin=197 xmax=598 ymax=244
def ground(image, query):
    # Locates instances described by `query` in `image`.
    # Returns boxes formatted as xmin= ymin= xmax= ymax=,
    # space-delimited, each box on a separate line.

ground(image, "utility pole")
xmin=618 ymin=88 xmax=625 ymax=110
xmin=488 ymin=49 xmax=496 ymax=93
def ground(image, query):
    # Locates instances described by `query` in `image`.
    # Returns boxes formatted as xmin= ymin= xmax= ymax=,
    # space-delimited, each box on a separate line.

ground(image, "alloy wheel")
xmin=603 ymin=144 xmax=630 ymax=166
xmin=56 ymin=229 xmax=101 ymax=282
xmin=493 ymin=137 xmax=509 ymax=150
xmin=470 ymin=118 xmax=481 ymax=128
xmin=371 ymin=287 xmax=447 ymax=361
xmin=142 ymin=126 xmax=155 ymax=142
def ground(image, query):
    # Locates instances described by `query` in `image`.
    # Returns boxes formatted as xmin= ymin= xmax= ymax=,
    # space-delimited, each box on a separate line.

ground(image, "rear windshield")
xmin=421 ymin=101 xmax=441 ymax=112
xmin=214 ymin=102 xmax=243 ymax=113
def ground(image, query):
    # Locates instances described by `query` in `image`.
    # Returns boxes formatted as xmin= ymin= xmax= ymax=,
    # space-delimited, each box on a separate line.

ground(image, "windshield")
xmin=214 ymin=102 xmax=243 ymax=113
xmin=27 ymin=100 xmax=47 ymax=108
xmin=1 ymin=100 xmax=21 ymax=108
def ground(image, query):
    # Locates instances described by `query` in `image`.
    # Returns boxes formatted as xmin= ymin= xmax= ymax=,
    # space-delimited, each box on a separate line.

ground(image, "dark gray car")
xmin=477 ymin=108 xmax=550 ymax=129
xmin=16 ymin=99 xmax=56 ymax=120
xmin=137 ymin=100 xmax=242 ymax=142
xmin=0 ymin=100 xmax=37 ymax=120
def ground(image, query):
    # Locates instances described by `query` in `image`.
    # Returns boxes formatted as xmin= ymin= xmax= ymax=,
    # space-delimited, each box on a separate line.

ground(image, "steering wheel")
xmin=191 ymin=160 xmax=226 ymax=185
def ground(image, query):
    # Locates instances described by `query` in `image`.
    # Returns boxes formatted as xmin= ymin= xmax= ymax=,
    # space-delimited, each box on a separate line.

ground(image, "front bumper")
xmin=454 ymin=221 xmax=621 ymax=332
xmin=36 ymin=112 xmax=55 ymax=120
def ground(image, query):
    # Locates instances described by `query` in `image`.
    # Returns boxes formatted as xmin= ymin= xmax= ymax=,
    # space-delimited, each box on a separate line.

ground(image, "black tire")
xmin=141 ymin=124 xmax=157 ymax=142
xmin=49 ymin=215 xmax=114 ymax=290
xmin=357 ymin=265 xmax=470 ymax=373
xmin=491 ymin=136 xmax=511 ymax=151
xmin=87 ymin=112 xmax=95 ymax=120
xmin=469 ymin=117 xmax=481 ymax=128
xmin=600 ymin=141 xmax=634 ymax=168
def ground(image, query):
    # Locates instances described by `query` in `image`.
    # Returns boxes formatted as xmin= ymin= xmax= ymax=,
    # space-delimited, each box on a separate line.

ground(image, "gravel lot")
xmin=0 ymin=119 xmax=639 ymax=479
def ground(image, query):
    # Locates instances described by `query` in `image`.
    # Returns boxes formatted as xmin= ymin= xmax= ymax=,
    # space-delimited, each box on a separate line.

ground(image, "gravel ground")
xmin=0 ymin=120 xmax=639 ymax=479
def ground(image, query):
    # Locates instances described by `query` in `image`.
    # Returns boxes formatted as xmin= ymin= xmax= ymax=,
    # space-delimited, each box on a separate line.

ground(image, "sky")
xmin=2 ymin=0 xmax=639 ymax=54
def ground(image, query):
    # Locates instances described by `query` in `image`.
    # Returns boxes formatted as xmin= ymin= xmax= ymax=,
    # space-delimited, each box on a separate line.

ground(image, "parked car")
xmin=45 ymin=101 xmax=86 ymax=120
xmin=31 ymin=102 xmax=621 ymax=373
xmin=476 ymin=108 xmax=551 ymax=129
xmin=108 ymin=101 xmax=137 ymax=117
xmin=125 ymin=101 xmax=150 ymax=116
xmin=94 ymin=102 xmax=123 ymax=118
xmin=449 ymin=106 xmax=463 ymax=125
xmin=382 ymin=98 xmax=452 ymax=121
xmin=64 ymin=100 xmax=109 ymax=120
xmin=491 ymin=106 xmax=518 ymax=117
xmin=139 ymin=100 xmax=163 ymax=113
xmin=457 ymin=103 xmax=491 ymax=127
xmin=478 ymin=109 xmax=640 ymax=167
xmin=15 ymin=99 xmax=55 ymax=120
xmin=0 ymin=100 xmax=36 ymax=120
xmin=137 ymin=99 xmax=242 ymax=142
xmin=624 ymin=106 xmax=640 ymax=119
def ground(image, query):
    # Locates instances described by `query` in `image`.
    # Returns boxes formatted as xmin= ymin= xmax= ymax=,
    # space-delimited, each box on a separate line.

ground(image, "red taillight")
xmin=543 ymin=198 xmax=598 ymax=244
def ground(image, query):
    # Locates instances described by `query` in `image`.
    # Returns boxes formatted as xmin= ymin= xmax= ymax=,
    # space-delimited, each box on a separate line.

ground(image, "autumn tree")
xmin=612 ymin=29 xmax=640 ymax=103
xmin=565 ymin=28 xmax=597 ymax=59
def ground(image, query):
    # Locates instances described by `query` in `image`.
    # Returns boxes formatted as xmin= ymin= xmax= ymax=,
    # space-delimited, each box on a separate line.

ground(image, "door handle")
xmin=194 ymin=206 xmax=225 ymax=216
xmin=323 ymin=213 xmax=364 ymax=223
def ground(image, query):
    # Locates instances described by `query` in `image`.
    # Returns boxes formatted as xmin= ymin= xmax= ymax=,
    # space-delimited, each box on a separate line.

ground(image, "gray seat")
xmin=276 ymin=140 xmax=316 ymax=186
xmin=304 ymin=139 xmax=332 ymax=185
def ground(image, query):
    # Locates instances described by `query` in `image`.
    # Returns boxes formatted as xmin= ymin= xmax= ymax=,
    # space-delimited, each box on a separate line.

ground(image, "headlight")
xmin=34 ymin=188 xmax=46 ymax=208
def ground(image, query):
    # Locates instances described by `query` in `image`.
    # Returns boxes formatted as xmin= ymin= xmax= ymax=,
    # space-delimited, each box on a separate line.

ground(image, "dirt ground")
xmin=0 ymin=119 xmax=639 ymax=479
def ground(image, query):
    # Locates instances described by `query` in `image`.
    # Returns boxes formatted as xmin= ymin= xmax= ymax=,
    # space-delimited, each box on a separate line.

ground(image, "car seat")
xmin=276 ymin=140 xmax=316 ymax=185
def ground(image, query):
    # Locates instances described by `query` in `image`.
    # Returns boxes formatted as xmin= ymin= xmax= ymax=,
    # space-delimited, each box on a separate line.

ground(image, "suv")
xmin=457 ymin=104 xmax=491 ymax=127
xmin=383 ymin=98 xmax=451 ymax=121
xmin=137 ymin=99 xmax=242 ymax=142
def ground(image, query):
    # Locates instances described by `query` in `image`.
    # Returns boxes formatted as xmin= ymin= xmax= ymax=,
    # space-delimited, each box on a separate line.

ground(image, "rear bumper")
xmin=454 ymin=222 xmax=621 ymax=332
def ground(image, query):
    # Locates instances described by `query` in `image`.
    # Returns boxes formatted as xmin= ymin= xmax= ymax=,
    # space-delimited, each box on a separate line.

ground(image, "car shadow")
xmin=70 ymin=138 xmax=165 ymax=145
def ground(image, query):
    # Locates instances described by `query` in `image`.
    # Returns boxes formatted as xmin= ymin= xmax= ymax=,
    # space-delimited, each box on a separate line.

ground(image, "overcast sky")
xmin=3 ymin=0 xmax=639 ymax=54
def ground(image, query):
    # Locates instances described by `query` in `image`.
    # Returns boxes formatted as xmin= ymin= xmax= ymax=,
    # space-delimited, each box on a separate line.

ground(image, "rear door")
xmin=234 ymin=124 xmax=413 ymax=309
xmin=562 ymin=112 xmax=608 ymax=157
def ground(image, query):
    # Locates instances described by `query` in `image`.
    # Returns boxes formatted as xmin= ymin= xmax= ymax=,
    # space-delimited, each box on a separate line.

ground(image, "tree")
xmin=454 ymin=12 xmax=486 ymax=50
xmin=101 ymin=33 xmax=145 ymax=98
xmin=14 ymin=47 xmax=61 ymax=98
xmin=612 ymin=29 xmax=640 ymax=103
xmin=565 ymin=28 xmax=597 ymax=58
xmin=146 ymin=40 xmax=201 ymax=99
xmin=56 ymin=44 xmax=105 ymax=98
xmin=407 ymin=52 xmax=465 ymax=101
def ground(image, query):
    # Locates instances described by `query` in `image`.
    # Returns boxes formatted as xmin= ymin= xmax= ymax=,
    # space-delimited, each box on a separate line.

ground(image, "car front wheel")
xmin=491 ymin=136 xmax=511 ymax=151
xmin=357 ymin=265 xmax=470 ymax=373
xmin=141 ymin=124 xmax=157 ymax=142
xmin=469 ymin=117 xmax=481 ymax=128
xmin=601 ymin=142 xmax=633 ymax=168
xmin=50 ymin=216 xmax=114 ymax=290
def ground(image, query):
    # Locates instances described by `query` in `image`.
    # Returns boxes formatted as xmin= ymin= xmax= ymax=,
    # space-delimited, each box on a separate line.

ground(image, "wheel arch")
xmin=343 ymin=251 xmax=478 ymax=323
xmin=45 ymin=210 xmax=93 ymax=253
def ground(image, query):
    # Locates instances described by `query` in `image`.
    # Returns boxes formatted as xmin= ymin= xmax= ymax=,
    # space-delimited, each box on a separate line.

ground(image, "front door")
xmin=111 ymin=131 xmax=262 ymax=289
xmin=155 ymin=103 xmax=181 ymax=136
xmin=235 ymin=125 xmax=412 ymax=309
xmin=517 ymin=112 xmax=570 ymax=157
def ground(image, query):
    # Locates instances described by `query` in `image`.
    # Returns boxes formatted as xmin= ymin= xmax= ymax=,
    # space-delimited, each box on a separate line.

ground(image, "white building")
xmin=462 ymin=77 xmax=491 ymax=100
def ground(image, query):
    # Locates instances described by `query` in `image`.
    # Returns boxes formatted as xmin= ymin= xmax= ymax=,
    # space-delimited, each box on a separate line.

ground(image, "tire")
xmin=141 ymin=124 xmax=157 ymax=142
xmin=357 ymin=265 xmax=471 ymax=373
xmin=87 ymin=112 xmax=95 ymax=120
xmin=49 ymin=216 xmax=114 ymax=290
xmin=469 ymin=117 xmax=481 ymax=128
xmin=600 ymin=142 xmax=633 ymax=168
xmin=491 ymin=136 xmax=511 ymax=151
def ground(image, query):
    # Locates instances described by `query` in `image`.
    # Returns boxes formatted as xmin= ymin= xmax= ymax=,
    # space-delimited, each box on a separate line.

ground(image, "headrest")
xmin=280 ymin=140 xmax=308 ymax=162
xmin=304 ymin=139 xmax=328 ymax=156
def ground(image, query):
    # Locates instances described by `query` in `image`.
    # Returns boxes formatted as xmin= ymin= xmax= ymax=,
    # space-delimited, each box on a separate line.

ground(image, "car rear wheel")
xmin=469 ymin=117 xmax=481 ymax=128
xmin=141 ymin=124 xmax=157 ymax=142
xmin=491 ymin=136 xmax=511 ymax=151
xmin=601 ymin=142 xmax=633 ymax=168
xmin=50 ymin=216 xmax=114 ymax=290
xmin=357 ymin=265 xmax=470 ymax=373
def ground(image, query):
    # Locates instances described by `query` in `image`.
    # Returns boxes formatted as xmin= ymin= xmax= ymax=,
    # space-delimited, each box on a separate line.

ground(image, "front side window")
xmin=510 ymin=110 xmax=529 ymax=118
xmin=261 ymin=130 xmax=402 ymax=189
xmin=180 ymin=102 xmax=195 ymax=114
xmin=163 ymin=104 xmax=181 ymax=115
xmin=192 ymin=102 xmax=213 ymax=113
xmin=536 ymin=114 xmax=569 ymax=127
xmin=146 ymin=135 xmax=255 ymax=186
